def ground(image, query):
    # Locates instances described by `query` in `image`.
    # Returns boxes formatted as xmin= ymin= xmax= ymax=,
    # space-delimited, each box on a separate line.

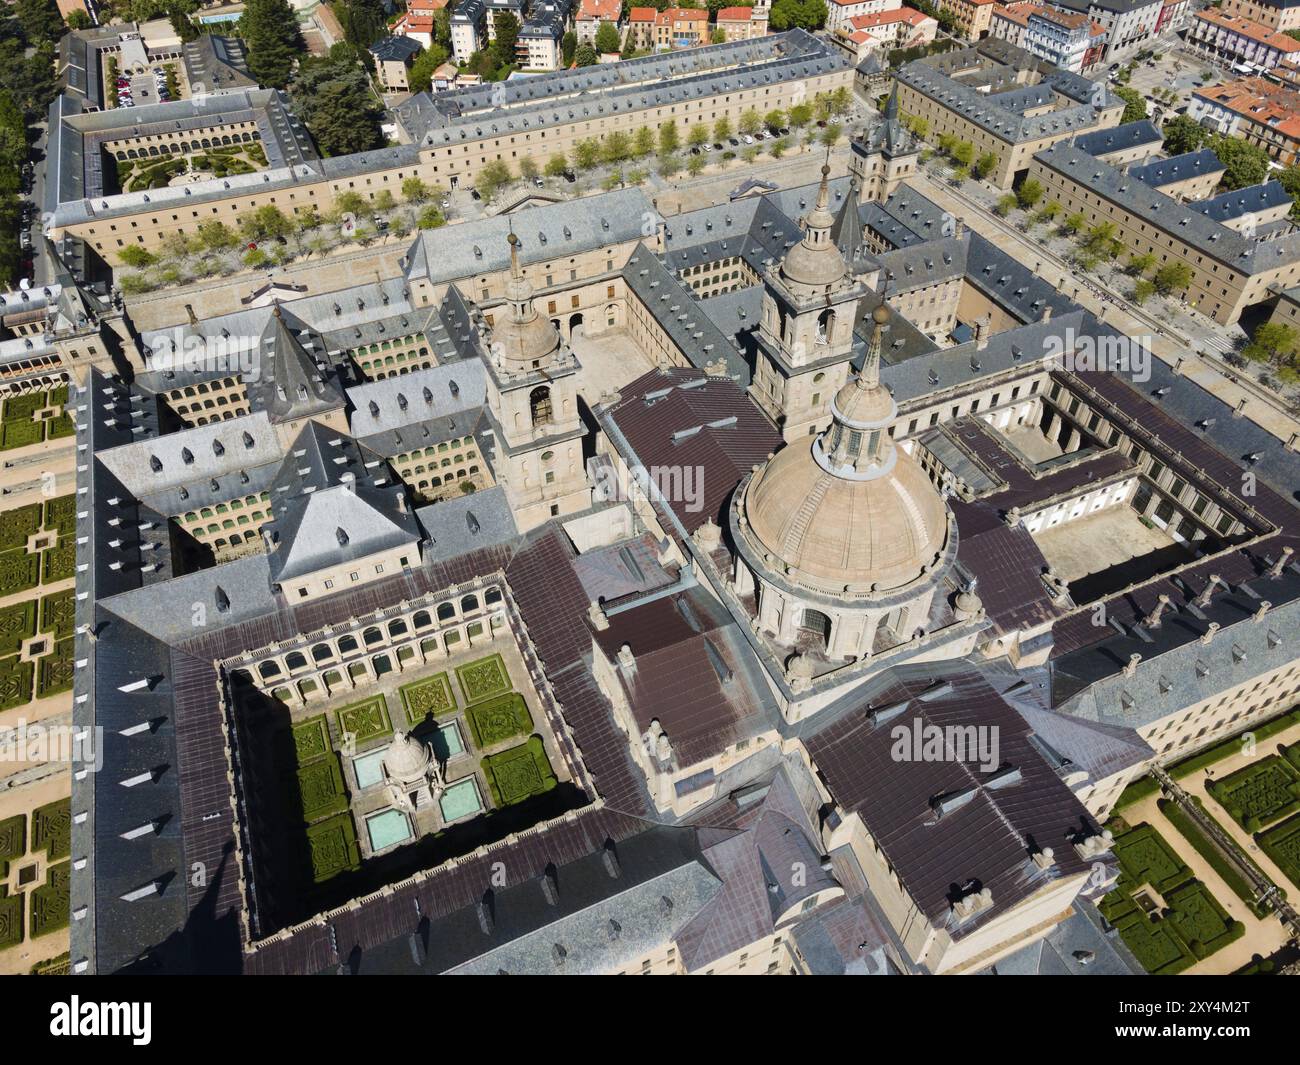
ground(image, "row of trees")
xmin=117 ymin=179 xmax=452 ymax=289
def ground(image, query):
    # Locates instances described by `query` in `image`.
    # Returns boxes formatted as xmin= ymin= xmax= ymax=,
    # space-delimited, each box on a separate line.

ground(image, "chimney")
xmin=1194 ymin=573 xmax=1221 ymax=607
xmin=588 ymin=601 xmax=609 ymax=631
xmin=1040 ymin=304 xmax=1053 ymax=324
xmin=1268 ymin=546 xmax=1293 ymax=579
xmin=617 ymin=643 xmax=635 ymax=670
xmin=1124 ymin=653 xmax=1141 ymax=678
xmin=1200 ymin=621 xmax=1220 ymax=645
xmin=1143 ymin=593 xmax=1171 ymax=629
xmin=1254 ymin=600 xmax=1272 ymax=623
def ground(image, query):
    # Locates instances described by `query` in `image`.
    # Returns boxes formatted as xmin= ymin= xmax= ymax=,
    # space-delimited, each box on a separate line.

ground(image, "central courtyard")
xmin=223 ymin=583 xmax=586 ymax=932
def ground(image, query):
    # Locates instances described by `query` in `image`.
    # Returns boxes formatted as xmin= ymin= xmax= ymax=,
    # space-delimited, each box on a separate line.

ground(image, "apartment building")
xmin=1191 ymin=76 xmax=1300 ymax=167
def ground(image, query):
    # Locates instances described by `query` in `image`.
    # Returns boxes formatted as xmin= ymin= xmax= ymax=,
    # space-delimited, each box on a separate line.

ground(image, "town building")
xmin=826 ymin=0 xmax=903 ymax=33
xmin=1187 ymin=9 xmax=1300 ymax=73
xmin=832 ymin=7 xmax=938 ymax=61
xmin=716 ymin=5 xmax=771 ymax=41
xmin=1021 ymin=6 xmax=1107 ymax=73
xmin=370 ymin=35 xmax=425 ymax=93
xmin=1192 ymin=76 xmax=1300 ymax=167
xmin=943 ymin=0 xmax=1000 ymax=40
xmin=892 ymin=39 xmax=1126 ymax=188
xmin=1220 ymin=0 xmax=1300 ymax=33
xmin=575 ymin=0 xmax=623 ymax=44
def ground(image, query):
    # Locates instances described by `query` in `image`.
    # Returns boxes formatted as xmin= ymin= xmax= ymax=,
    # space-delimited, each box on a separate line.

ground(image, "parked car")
xmin=440 ymin=196 xmax=451 ymax=209
xmin=470 ymin=188 xmax=481 ymax=200
xmin=562 ymin=170 xmax=576 ymax=183
xmin=742 ymin=134 xmax=754 ymax=144
xmin=532 ymin=176 xmax=544 ymax=188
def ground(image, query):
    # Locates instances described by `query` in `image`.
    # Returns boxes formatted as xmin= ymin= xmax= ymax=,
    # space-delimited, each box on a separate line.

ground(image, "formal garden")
xmin=1207 ymin=752 xmax=1300 ymax=833
xmin=1099 ymin=821 xmax=1244 ymax=974
xmin=0 ymin=494 xmax=81 ymax=715
xmin=287 ymin=713 xmax=359 ymax=884
xmin=0 ymin=386 xmax=73 ymax=452
xmin=0 ymin=799 xmax=71 ymax=951
xmin=1257 ymin=814 xmax=1300 ymax=894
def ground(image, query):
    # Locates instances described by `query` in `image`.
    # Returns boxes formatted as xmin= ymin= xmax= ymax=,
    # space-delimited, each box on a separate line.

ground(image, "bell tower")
xmin=749 ymin=160 xmax=867 ymax=442
xmin=482 ymin=232 xmax=590 ymax=531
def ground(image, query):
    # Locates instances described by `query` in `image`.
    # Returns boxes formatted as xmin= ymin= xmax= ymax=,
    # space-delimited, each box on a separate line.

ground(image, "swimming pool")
xmin=365 ymin=808 xmax=412 ymax=852
xmin=440 ymin=778 xmax=483 ymax=823
xmin=198 ymin=12 xmax=242 ymax=23
xmin=351 ymin=748 xmax=387 ymax=790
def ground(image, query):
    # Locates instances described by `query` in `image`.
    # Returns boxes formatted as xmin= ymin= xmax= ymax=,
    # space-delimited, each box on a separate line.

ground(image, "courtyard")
xmin=1033 ymin=505 xmax=1189 ymax=584
xmin=228 ymin=616 xmax=578 ymax=920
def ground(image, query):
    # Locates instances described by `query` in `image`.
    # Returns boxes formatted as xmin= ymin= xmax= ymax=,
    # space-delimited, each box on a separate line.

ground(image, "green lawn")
xmin=455 ymin=652 xmax=510 ymax=703
xmin=1159 ymin=798 xmax=1273 ymax=919
xmin=481 ymin=735 xmax=557 ymax=807
xmin=399 ymin=671 xmax=456 ymax=725
xmin=0 ymin=419 xmax=44 ymax=451
xmin=465 ymin=691 xmax=532 ymax=749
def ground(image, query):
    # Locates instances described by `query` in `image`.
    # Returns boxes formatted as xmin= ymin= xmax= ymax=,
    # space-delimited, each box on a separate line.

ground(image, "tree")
xmin=118 ymin=246 xmax=157 ymax=269
xmin=1125 ymin=252 xmax=1155 ymax=277
xmin=14 ymin=0 xmax=65 ymax=47
xmin=519 ymin=156 xmax=539 ymax=181
xmin=1062 ymin=212 xmax=1086 ymax=235
xmin=1153 ymin=261 xmax=1192 ymax=295
xmin=574 ymin=138 xmax=602 ymax=170
xmin=994 ymin=194 xmax=1017 ymax=217
xmin=603 ymin=130 xmax=632 ymax=164
xmin=658 ymin=153 xmax=680 ymax=178
xmin=820 ymin=122 xmax=842 ymax=147
xmin=788 ymin=103 xmax=812 ymax=129
xmin=240 ymin=0 xmax=304 ymax=89
xmin=763 ymin=109 xmax=785 ymax=133
xmin=417 ymin=205 xmax=446 ymax=229
xmin=65 ymin=9 xmax=90 ymax=29
xmin=1211 ymin=134 xmax=1269 ymax=190
xmin=632 ymin=126 xmax=655 ymax=158
xmin=711 ymin=26 xmax=726 ymax=43
xmin=713 ymin=116 xmax=732 ymax=142
xmin=477 ymin=159 xmax=512 ymax=199
xmin=1016 ymin=178 xmax=1043 ymax=209
xmin=972 ymin=151 xmax=997 ymax=180
xmin=687 ymin=153 xmax=705 ymax=176
xmin=194 ymin=220 xmax=236 ymax=252
xmin=291 ymin=52 xmax=384 ymax=157
xmin=544 ymin=153 xmax=568 ymax=177
xmin=337 ymin=0 xmax=388 ymax=49
xmin=561 ymin=30 xmax=577 ymax=66
xmin=769 ymin=0 xmax=827 ymax=31
xmin=1036 ymin=201 xmax=1062 ymax=224
xmin=1162 ymin=114 xmax=1207 ymax=155
xmin=950 ymin=140 xmax=973 ymax=168
xmin=575 ymin=43 xmax=598 ymax=67
xmin=408 ymin=44 xmax=450 ymax=93
xmin=239 ymin=205 xmax=292 ymax=243
xmin=1132 ymin=278 xmax=1156 ymax=305
xmin=739 ymin=108 xmax=761 ymax=137
xmin=490 ymin=13 xmax=520 ymax=70
xmin=688 ymin=124 xmax=710 ymax=149
xmin=1242 ymin=322 xmax=1298 ymax=370
xmin=658 ymin=120 xmax=679 ymax=155
xmin=828 ymin=87 xmax=851 ymax=118
xmin=594 ymin=20 xmax=621 ymax=53
xmin=1114 ymin=86 xmax=1147 ymax=125
xmin=402 ymin=176 xmax=430 ymax=203
xmin=372 ymin=190 xmax=396 ymax=212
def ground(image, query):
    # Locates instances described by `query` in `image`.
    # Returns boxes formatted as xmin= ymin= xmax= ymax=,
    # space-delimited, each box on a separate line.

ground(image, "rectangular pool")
xmin=365 ymin=808 xmax=413 ymax=852
xmin=352 ymin=748 xmax=387 ymax=790
xmin=431 ymin=721 xmax=465 ymax=761
xmin=440 ymin=778 xmax=483 ymax=823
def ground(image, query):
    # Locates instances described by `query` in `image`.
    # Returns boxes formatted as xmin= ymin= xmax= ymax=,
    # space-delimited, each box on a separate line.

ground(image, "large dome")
xmin=744 ymin=437 xmax=949 ymax=595
xmin=383 ymin=731 xmax=432 ymax=781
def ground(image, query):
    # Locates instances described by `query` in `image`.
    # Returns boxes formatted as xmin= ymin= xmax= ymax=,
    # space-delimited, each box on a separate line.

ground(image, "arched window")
xmin=529 ymin=386 xmax=553 ymax=428
xmin=816 ymin=308 xmax=834 ymax=344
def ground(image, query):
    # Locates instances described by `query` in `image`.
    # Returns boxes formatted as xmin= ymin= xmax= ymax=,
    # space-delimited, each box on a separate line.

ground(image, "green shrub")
xmin=481 ymin=735 xmax=557 ymax=807
xmin=305 ymin=813 xmax=360 ymax=884
xmin=0 ymin=655 xmax=33 ymax=712
xmin=1170 ymin=708 xmax=1300 ymax=777
xmin=399 ymin=671 xmax=456 ymax=725
xmin=41 ymin=540 xmax=75 ymax=584
xmin=36 ymin=639 xmax=74 ymax=699
xmin=0 ymin=600 xmax=36 ymax=655
xmin=1159 ymin=798 xmax=1271 ymax=918
xmin=29 ymin=861 xmax=69 ymax=938
xmin=0 ymin=503 xmax=42 ymax=550
xmin=32 ymin=799 xmax=70 ymax=860
xmin=465 ymin=691 xmax=532 ymax=749
xmin=334 ymin=694 xmax=392 ymax=744
xmin=39 ymin=590 xmax=75 ymax=640
xmin=455 ymin=652 xmax=510 ymax=703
